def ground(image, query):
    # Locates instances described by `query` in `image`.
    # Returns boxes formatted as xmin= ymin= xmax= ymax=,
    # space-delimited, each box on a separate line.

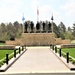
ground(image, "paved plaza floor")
xmin=1 ymin=46 xmax=74 ymax=74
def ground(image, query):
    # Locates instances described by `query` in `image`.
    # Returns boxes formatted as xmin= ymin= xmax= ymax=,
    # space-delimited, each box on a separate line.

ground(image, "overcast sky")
xmin=0 ymin=0 xmax=75 ymax=27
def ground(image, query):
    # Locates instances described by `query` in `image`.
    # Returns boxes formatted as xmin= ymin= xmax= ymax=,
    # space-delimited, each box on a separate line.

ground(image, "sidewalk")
xmin=0 ymin=46 xmax=71 ymax=74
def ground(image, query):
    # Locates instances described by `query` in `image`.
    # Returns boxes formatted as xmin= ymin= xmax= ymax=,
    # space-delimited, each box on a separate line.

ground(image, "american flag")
xmin=37 ymin=8 xmax=39 ymax=15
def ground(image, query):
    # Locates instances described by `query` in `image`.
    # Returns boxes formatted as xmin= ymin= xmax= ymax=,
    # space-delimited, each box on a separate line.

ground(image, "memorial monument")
xmin=21 ymin=20 xmax=55 ymax=46
xmin=6 ymin=14 xmax=70 ymax=46
xmin=17 ymin=6 xmax=55 ymax=45
xmin=24 ymin=21 xmax=52 ymax=33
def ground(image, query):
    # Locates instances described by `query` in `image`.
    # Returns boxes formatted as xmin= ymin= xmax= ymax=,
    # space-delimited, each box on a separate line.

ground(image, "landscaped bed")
xmin=62 ymin=48 xmax=75 ymax=58
xmin=0 ymin=49 xmax=20 ymax=67
xmin=59 ymin=48 xmax=75 ymax=65
xmin=0 ymin=50 xmax=14 ymax=59
xmin=0 ymin=50 xmax=14 ymax=67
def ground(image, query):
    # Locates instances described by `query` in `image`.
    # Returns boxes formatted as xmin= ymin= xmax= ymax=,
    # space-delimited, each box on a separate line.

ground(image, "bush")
xmin=10 ymin=37 xmax=15 ymax=41
xmin=0 ymin=40 xmax=5 ymax=43
xmin=72 ymin=60 xmax=75 ymax=64
xmin=69 ymin=57 xmax=73 ymax=62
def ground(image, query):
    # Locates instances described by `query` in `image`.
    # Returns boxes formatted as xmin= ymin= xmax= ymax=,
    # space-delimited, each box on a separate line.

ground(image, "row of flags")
xmin=22 ymin=7 xmax=53 ymax=21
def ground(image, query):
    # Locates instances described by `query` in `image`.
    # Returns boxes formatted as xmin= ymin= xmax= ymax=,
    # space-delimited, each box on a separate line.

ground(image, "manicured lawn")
xmin=0 ymin=50 xmax=14 ymax=67
xmin=0 ymin=50 xmax=14 ymax=60
xmin=62 ymin=48 xmax=75 ymax=58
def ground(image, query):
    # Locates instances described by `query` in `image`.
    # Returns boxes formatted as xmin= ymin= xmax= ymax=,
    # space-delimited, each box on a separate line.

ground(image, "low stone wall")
xmin=0 ymin=45 xmax=15 ymax=50
xmin=6 ymin=33 xmax=55 ymax=46
xmin=6 ymin=41 xmax=16 ymax=45
xmin=6 ymin=39 xmax=22 ymax=46
xmin=21 ymin=33 xmax=55 ymax=46
xmin=6 ymin=33 xmax=71 ymax=46
xmin=55 ymin=38 xmax=71 ymax=45
xmin=61 ymin=44 xmax=75 ymax=48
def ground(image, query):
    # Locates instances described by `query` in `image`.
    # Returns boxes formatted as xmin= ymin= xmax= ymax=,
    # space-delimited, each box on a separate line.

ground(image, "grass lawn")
xmin=0 ymin=50 xmax=14 ymax=67
xmin=0 ymin=50 xmax=14 ymax=60
xmin=62 ymin=48 xmax=75 ymax=58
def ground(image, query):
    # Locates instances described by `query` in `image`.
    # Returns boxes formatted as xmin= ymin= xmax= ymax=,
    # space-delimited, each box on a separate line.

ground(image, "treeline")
xmin=53 ymin=21 xmax=75 ymax=40
xmin=0 ymin=21 xmax=22 ymax=41
xmin=0 ymin=20 xmax=75 ymax=41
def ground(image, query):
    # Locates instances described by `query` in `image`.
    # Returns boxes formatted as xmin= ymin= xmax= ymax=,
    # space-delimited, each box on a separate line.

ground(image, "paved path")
xmin=1 ymin=46 xmax=71 ymax=74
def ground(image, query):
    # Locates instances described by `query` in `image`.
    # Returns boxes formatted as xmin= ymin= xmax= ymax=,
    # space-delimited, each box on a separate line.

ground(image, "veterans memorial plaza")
xmin=0 ymin=20 xmax=75 ymax=74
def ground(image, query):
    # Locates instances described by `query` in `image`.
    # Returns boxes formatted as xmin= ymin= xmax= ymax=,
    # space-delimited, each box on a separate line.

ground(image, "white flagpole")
xmin=22 ymin=14 xmax=25 ymax=33
xmin=23 ymin=20 xmax=24 ymax=33
xmin=37 ymin=6 xmax=39 ymax=22
xmin=51 ymin=13 xmax=54 ymax=33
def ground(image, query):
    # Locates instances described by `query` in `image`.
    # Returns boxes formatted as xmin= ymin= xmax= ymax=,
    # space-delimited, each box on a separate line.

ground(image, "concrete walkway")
xmin=1 ymin=46 xmax=71 ymax=74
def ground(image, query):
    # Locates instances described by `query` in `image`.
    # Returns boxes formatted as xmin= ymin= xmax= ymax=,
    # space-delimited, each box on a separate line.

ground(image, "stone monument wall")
xmin=21 ymin=33 xmax=55 ymax=46
xmin=55 ymin=38 xmax=71 ymax=45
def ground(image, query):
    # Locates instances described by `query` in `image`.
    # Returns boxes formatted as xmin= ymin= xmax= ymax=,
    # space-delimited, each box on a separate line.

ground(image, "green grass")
xmin=0 ymin=50 xmax=14 ymax=67
xmin=0 ymin=50 xmax=14 ymax=59
xmin=60 ymin=48 xmax=75 ymax=64
xmin=62 ymin=48 xmax=75 ymax=58
xmin=0 ymin=49 xmax=21 ymax=67
xmin=0 ymin=47 xmax=24 ymax=67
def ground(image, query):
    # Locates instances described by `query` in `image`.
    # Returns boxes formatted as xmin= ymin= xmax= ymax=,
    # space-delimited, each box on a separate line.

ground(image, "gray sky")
xmin=0 ymin=0 xmax=75 ymax=27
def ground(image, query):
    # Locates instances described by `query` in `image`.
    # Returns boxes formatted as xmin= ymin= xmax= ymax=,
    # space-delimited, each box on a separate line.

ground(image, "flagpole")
xmin=23 ymin=20 xmax=24 ymax=33
xmin=22 ymin=14 xmax=25 ymax=33
xmin=52 ymin=20 xmax=53 ymax=33
xmin=37 ymin=6 xmax=39 ymax=22
xmin=51 ymin=14 xmax=54 ymax=33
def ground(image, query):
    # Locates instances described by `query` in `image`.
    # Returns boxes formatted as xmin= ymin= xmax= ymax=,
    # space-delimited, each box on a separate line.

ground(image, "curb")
xmin=50 ymin=49 xmax=75 ymax=71
xmin=0 ymin=49 xmax=27 ymax=72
